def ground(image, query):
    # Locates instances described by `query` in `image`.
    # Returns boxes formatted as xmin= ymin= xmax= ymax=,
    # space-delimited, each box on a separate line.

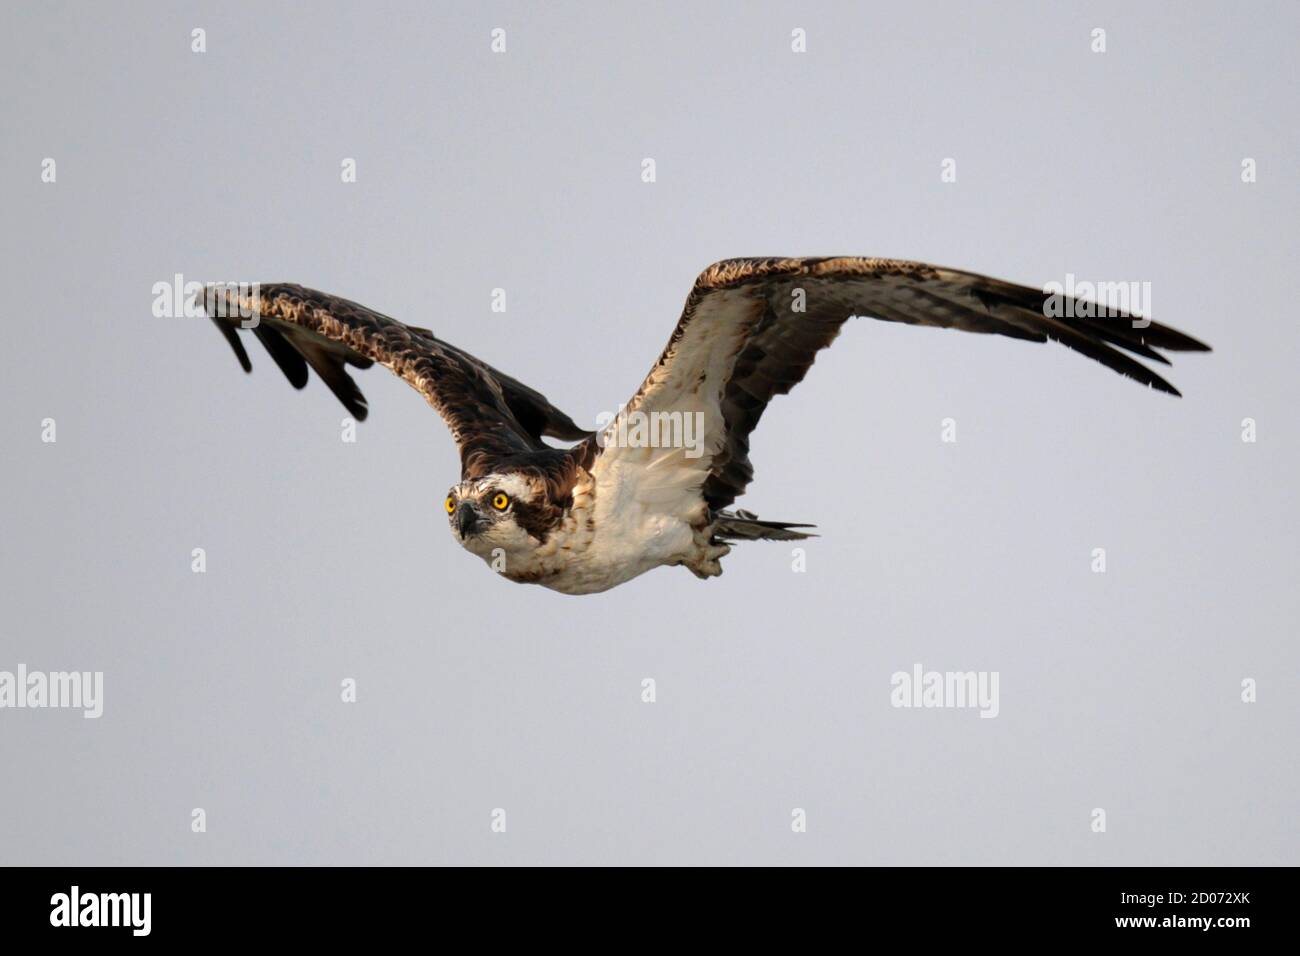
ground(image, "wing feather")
xmin=198 ymin=283 xmax=591 ymax=477
xmin=587 ymin=257 xmax=1210 ymax=512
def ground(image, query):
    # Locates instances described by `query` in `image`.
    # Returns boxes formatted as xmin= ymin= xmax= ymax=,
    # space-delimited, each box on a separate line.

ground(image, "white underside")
xmin=540 ymin=491 xmax=698 ymax=595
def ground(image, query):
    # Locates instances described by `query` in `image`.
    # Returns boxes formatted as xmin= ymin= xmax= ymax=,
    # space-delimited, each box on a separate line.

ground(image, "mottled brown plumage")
xmin=203 ymin=283 xmax=589 ymax=473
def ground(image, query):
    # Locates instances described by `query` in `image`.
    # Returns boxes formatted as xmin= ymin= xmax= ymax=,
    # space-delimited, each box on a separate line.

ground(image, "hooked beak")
xmin=455 ymin=502 xmax=481 ymax=538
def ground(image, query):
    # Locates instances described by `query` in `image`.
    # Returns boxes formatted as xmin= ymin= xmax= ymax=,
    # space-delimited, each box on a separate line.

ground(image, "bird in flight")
xmin=199 ymin=257 xmax=1209 ymax=594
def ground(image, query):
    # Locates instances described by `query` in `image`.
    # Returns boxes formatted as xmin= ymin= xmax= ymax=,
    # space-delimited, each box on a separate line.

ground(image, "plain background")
xmin=2 ymin=1 xmax=1296 ymax=865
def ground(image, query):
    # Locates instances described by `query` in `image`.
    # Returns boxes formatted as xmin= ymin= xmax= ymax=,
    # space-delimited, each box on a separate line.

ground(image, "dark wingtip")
xmin=210 ymin=316 xmax=253 ymax=373
xmin=1164 ymin=331 xmax=1212 ymax=353
xmin=1142 ymin=369 xmax=1181 ymax=397
xmin=252 ymin=325 xmax=310 ymax=389
xmin=1142 ymin=323 xmax=1213 ymax=353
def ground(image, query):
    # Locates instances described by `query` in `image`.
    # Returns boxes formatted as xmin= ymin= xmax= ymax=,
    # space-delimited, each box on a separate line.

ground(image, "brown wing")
xmin=590 ymin=257 xmax=1210 ymax=512
xmin=199 ymin=283 xmax=591 ymax=478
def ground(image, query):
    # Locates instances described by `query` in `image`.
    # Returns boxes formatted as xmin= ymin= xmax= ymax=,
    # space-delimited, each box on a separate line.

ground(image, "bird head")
xmin=443 ymin=472 xmax=554 ymax=561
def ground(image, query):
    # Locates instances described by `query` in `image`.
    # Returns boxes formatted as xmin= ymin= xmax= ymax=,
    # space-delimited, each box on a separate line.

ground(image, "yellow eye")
xmin=444 ymin=496 xmax=456 ymax=514
xmin=491 ymin=492 xmax=510 ymax=511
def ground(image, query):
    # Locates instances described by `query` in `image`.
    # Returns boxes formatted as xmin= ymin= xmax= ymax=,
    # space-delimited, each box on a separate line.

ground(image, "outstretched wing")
xmin=199 ymin=283 xmax=591 ymax=477
xmin=588 ymin=257 xmax=1210 ymax=513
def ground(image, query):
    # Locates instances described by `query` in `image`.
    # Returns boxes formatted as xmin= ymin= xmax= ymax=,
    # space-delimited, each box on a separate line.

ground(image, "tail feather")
xmin=712 ymin=509 xmax=817 ymax=542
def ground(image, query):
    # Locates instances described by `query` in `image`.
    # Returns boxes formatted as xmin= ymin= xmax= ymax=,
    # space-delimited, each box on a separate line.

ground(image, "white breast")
xmin=528 ymin=461 xmax=698 ymax=595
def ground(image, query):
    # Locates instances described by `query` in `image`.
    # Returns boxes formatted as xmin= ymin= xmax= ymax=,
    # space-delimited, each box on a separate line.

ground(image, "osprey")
xmin=198 ymin=257 xmax=1209 ymax=594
